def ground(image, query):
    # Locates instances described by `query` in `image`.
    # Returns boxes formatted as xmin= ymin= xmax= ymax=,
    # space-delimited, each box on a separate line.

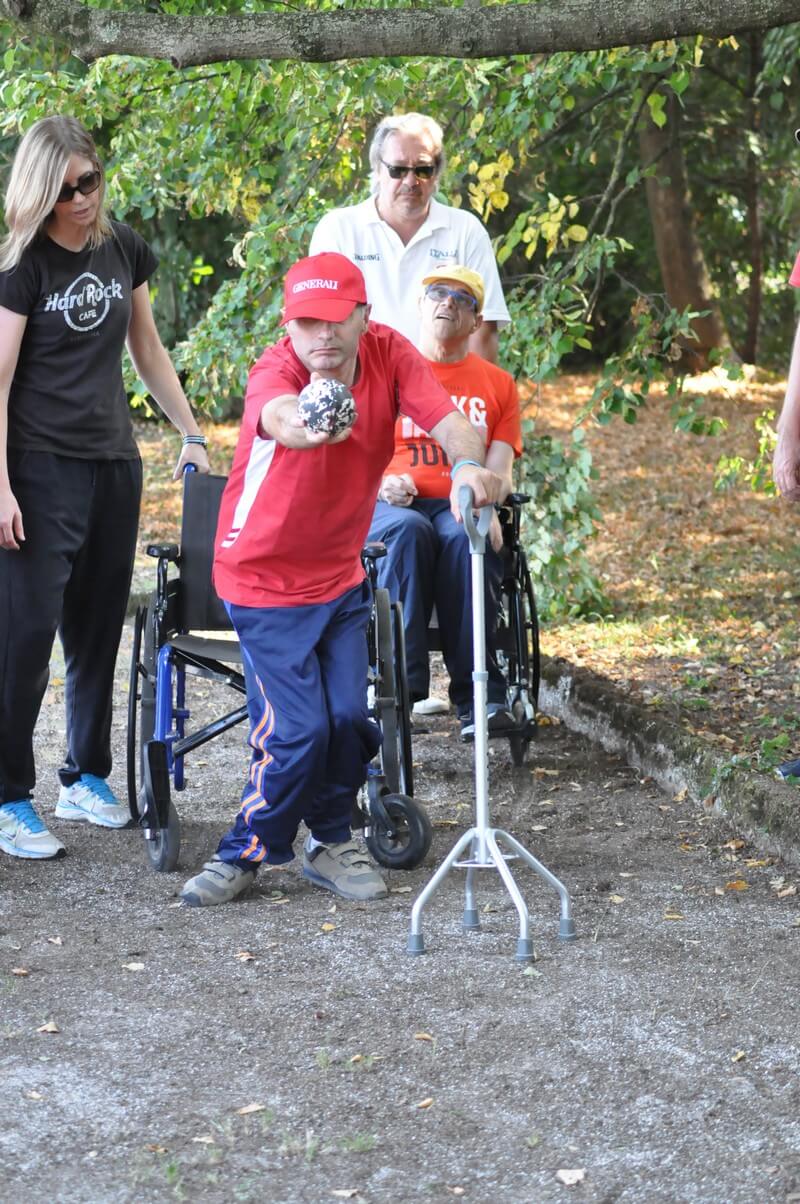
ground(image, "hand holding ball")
xmin=297 ymin=379 xmax=357 ymax=437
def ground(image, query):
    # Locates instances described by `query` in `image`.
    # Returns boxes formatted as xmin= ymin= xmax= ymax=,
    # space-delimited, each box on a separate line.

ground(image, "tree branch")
xmin=3 ymin=0 xmax=800 ymax=67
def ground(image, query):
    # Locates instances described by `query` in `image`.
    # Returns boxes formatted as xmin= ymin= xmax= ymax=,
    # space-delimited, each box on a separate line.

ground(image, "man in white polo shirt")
xmin=309 ymin=112 xmax=510 ymax=363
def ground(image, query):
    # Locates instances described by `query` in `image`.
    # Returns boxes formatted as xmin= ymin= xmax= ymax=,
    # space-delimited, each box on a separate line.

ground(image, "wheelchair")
xmin=423 ymin=492 xmax=540 ymax=767
xmin=126 ymin=469 xmax=430 ymax=873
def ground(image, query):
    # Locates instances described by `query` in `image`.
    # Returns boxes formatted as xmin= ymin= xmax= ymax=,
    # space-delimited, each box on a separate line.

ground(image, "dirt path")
xmin=2 ymin=626 xmax=800 ymax=1204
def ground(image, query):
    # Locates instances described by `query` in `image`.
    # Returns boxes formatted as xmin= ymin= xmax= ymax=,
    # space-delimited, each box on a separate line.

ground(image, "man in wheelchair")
xmin=367 ymin=265 xmax=523 ymax=740
xmin=181 ymin=252 xmax=504 ymax=907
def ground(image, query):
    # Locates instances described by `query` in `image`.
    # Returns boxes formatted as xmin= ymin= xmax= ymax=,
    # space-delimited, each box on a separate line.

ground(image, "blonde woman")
xmin=0 ymin=115 xmax=209 ymax=860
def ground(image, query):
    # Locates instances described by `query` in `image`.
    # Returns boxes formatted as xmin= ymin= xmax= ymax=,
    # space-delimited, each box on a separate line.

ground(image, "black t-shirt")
xmin=0 ymin=221 xmax=158 ymax=459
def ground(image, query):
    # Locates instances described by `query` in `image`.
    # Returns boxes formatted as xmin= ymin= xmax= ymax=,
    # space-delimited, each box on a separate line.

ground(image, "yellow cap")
xmin=420 ymin=264 xmax=485 ymax=313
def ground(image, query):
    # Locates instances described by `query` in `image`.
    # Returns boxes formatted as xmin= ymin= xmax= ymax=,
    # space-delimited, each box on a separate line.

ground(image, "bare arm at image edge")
xmin=0 ymin=305 xmax=28 ymax=550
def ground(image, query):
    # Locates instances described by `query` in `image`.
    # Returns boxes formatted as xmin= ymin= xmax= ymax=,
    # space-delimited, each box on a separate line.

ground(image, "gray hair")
xmin=368 ymin=113 xmax=445 ymax=194
xmin=0 ymin=116 xmax=111 ymax=272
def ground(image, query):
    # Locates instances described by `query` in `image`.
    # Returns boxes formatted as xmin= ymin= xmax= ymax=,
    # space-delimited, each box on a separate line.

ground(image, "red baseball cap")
xmin=281 ymin=253 xmax=368 ymax=324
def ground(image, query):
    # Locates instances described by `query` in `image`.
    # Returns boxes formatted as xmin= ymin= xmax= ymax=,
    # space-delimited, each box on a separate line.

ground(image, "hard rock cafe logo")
xmin=43 ymin=272 xmax=123 ymax=332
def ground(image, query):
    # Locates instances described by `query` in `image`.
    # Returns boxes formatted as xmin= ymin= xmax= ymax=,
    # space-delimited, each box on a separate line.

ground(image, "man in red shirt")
xmin=367 ymin=264 xmax=523 ymax=739
xmin=181 ymin=253 xmax=503 ymax=907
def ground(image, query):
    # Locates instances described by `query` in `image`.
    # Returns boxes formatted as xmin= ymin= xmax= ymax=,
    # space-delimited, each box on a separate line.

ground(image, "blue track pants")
xmin=216 ymin=581 xmax=380 ymax=868
xmin=367 ymin=498 xmax=505 ymax=716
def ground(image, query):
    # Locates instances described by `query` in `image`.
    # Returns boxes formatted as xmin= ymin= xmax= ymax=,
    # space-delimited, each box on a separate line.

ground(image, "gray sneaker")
xmin=303 ymin=839 xmax=387 ymax=901
xmin=181 ymin=856 xmax=256 ymax=907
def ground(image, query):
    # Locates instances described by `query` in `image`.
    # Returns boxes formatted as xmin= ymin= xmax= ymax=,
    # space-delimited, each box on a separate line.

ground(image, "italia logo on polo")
xmin=292 ymin=278 xmax=339 ymax=293
xmin=43 ymin=272 xmax=124 ymax=332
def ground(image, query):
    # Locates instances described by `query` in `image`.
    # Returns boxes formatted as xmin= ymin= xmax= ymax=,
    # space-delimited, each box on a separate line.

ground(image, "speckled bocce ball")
xmin=297 ymin=378 xmax=357 ymax=436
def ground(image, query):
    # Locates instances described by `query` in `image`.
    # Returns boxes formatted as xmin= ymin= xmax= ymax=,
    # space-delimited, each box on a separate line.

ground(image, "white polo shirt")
xmin=309 ymin=196 xmax=510 ymax=348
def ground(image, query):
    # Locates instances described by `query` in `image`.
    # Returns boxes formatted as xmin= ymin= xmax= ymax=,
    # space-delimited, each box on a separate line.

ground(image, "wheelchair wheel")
xmin=508 ymin=556 xmax=540 ymax=710
xmin=373 ymin=589 xmax=414 ymax=797
xmin=127 ymin=602 xmax=156 ymax=823
xmin=365 ymin=793 xmax=432 ymax=870
xmin=144 ymin=799 xmax=181 ymax=873
xmin=391 ymin=601 xmax=414 ymax=798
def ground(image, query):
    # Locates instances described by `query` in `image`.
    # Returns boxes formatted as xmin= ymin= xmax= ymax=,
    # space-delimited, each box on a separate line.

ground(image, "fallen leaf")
xmin=663 ymin=911 xmax=685 ymax=921
xmin=725 ymin=880 xmax=749 ymax=892
xmin=390 ymin=886 xmax=413 ymax=894
xmin=236 ymin=1102 xmax=266 ymax=1115
xmin=417 ymin=1097 xmax=434 ymax=1109
xmin=723 ymin=839 xmax=745 ymax=851
xmin=145 ymin=1144 xmax=168 ymax=1154
xmin=619 ymin=872 xmax=634 ymax=879
xmin=714 ymin=887 xmax=725 ymax=896
xmin=744 ymin=858 xmax=770 ymax=868
xmin=122 ymin=962 xmax=145 ymax=972
xmin=47 ymin=937 xmax=63 ymax=946
xmin=672 ymin=788 xmax=688 ymax=802
xmin=731 ymin=1050 xmax=746 ymax=1063
xmin=414 ymin=1032 xmax=434 ymax=1042
xmin=556 ymin=1168 xmax=586 ymax=1186
xmin=235 ymin=950 xmax=256 ymax=962
xmin=609 ymin=895 xmax=625 ymax=905
xmin=530 ymin=824 xmax=549 ymax=832
xmin=523 ymin=966 xmax=542 ymax=977
xmin=320 ymin=922 xmax=337 ymax=933
xmin=532 ymin=767 xmax=560 ymax=776
xmin=11 ymin=967 xmax=29 ymax=977
xmin=446 ymin=1189 xmax=466 ymax=1197
xmin=537 ymin=799 xmax=555 ymax=807
xmin=777 ymin=885 xmax=797 ymax=898
xmin=350 ymin=1054 xmax=363 ymax=1063
xmin=37 ymin=1021 xmax=59 ymax=1034
xmin=25 ymin=1091 xmax=43 ymax=1101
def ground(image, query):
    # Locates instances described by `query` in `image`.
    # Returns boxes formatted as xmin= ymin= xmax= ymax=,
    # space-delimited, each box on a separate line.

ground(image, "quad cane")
xmin=407 ymin=486 xmax=577 ymax=961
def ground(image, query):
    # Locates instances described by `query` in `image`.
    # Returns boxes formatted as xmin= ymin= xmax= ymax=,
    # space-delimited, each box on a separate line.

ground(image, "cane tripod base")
xmin=407 ymin=825 xmax=576 ymax=960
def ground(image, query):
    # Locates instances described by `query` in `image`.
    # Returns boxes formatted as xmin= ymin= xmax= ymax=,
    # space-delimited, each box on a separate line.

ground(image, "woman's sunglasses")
xmin=380 ymin=160 xmax=437 ymax=181
xmin=56 ymin=170 xmax=101 ymax=204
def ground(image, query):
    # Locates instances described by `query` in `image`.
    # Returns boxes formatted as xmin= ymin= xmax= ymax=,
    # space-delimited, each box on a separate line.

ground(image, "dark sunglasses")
xmin=425 ymin=283 xmax=478 ymax=311
xmin=56 ymin=170 xmax=101 ymax=204
xmin=380 ymin=160 xmax=437 ymax=181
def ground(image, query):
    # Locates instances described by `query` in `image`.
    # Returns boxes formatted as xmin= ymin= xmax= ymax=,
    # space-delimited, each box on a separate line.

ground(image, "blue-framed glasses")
xmin=425 ymin=283 xmax=478 ymax=312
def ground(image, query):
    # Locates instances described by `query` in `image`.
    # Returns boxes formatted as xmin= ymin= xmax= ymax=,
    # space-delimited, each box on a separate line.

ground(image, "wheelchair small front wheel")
xmin=365 ymin=794 xmax=432 ymax=870
xmin=144 ymin=799 xmax=181 ymax=873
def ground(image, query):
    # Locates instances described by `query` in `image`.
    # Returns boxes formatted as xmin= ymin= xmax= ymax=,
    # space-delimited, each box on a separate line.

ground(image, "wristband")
xmin=182 ymin=435 xmax=207 ymax=447
xmin=449 ymin=458 xmax=482 ymax=480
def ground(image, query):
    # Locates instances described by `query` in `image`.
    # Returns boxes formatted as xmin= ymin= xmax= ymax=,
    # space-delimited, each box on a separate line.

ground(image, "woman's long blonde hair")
xmin=0 ymin=116 xmax=112 ymax=272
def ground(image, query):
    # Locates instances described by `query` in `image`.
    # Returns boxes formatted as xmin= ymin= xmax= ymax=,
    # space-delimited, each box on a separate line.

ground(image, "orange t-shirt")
xmin=384 ymin=352 xmax=522 ymax=498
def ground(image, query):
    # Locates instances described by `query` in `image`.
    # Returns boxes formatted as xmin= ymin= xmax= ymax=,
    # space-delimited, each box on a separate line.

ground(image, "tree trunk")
xmin=639 ymin=90 xmax=731 ymax=372
xmin=3 ymin=0 xmax=800 ymax=67
xmin=742 ymin=33 xmax=763 ymax=365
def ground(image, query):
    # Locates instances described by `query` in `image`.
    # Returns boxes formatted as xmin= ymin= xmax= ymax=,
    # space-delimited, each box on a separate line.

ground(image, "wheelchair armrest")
xmin=361 ymin=542 xmax=388 ymax=562
xmin=505 ymin=492 xmax=530 ymax=507
xmin=147 ymin=543 xmax=180 ymax=562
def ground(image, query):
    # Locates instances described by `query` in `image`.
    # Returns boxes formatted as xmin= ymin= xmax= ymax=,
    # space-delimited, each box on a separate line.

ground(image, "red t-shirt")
xmin=213 ymin=323 xmax=456 ymax=606
xmin=790 ymin=251 xmax=800 ymax=287
xmin=384 ymin=352 xmax=522 ymax=498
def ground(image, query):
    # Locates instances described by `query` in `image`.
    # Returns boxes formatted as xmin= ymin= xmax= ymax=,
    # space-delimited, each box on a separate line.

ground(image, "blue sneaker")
xmin=776 ymin=758 xmax=800 ymax=782
xmin=55 ymin=775 xmax=129 ymax=829
xmin=0 ymin=801 xmax=66 ymax=860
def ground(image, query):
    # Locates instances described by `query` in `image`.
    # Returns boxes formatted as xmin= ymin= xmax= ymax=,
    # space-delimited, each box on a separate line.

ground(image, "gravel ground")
xmin=2 ymin=627 xmax=800 ymax=1204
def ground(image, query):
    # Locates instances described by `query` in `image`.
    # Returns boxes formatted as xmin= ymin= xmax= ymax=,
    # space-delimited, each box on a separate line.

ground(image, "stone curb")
xmin=540 ymin=655 xmax=800 ymax=868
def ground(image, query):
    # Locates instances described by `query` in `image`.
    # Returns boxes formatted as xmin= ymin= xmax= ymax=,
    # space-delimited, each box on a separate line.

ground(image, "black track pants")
xmin=0 ymin=451 xmax=142 ymax=804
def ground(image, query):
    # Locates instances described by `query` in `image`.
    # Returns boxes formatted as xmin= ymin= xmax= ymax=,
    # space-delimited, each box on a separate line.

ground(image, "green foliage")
xmin=714 ymin=407 xmax=778 ymax=494
xmin=1 ymin=19 xmax=798 ymax=610
xmin=518 ymin=425 xmax=607 ymax=618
